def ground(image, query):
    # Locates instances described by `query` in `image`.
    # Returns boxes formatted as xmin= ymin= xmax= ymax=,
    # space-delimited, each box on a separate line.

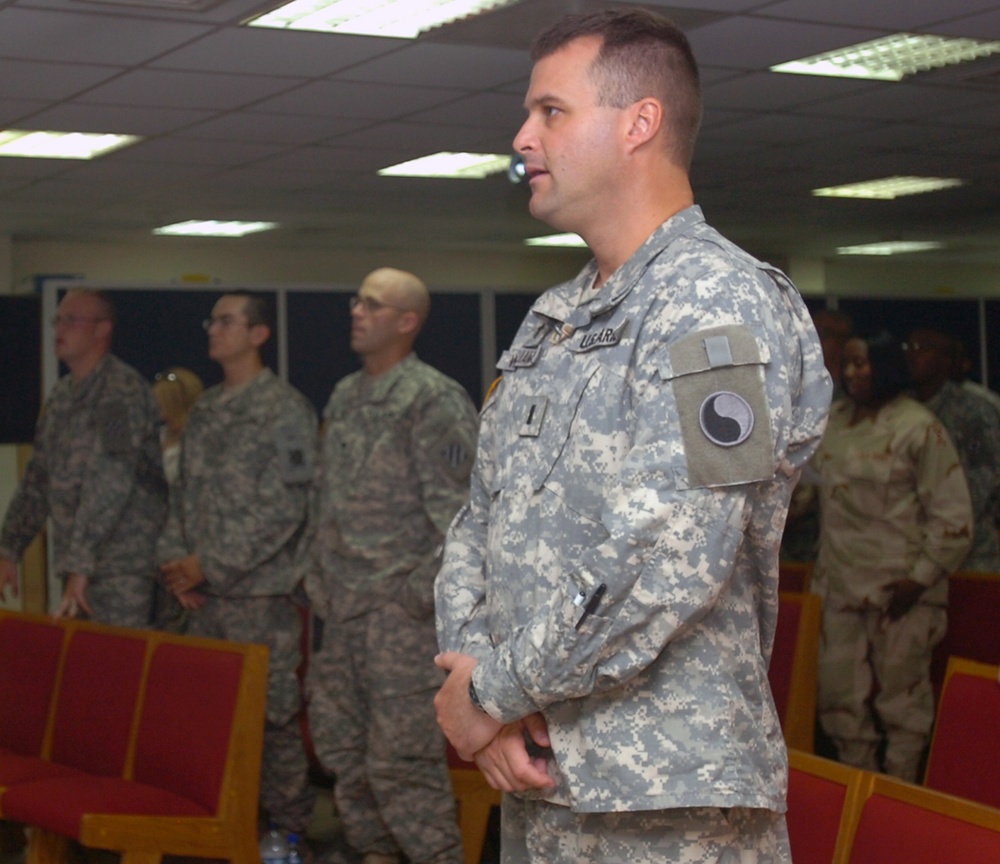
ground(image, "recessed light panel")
xmin=772 ymin=33 xmax=1000 ymax=81
xmin=247 ymin=0 xmax=517 ymax=39
xmin=813 ymin=176 xmax=964 ymax=200
xmin=524 ymin=233 xmax=587 ymax=248
xmin=0 ymin=130 xmax=141 ymax=160
xmin=837 ymin=241 xmax=943 ymax=256
xmin=153 ymin=220 xmax=278 ymax=237
xmin=378 ymin=152 xmax=511 ymax=179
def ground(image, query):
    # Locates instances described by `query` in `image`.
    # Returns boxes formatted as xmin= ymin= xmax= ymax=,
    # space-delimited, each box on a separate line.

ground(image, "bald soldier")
xmin=1 ymin=289 xmax=166 ymax=624
xmin=305 ymin=269 xmax=478 ymax=864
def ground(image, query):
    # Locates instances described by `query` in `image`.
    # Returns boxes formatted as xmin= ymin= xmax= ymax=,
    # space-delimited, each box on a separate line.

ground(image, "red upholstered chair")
xmin=778 ymin=560 xmax=813 ymax=594
xmin=929 ymin=570 xmax=1000 ymax=702
xmin=1 ymin=629 xmax=267 ymax=864
xmin=844 ymin=773 xmax=1000 ymax=864
xmin=924 ymin=657 xmax=1000 ymax=809
xmin=786 ymin=750 xmax=868 ymax=864
xmin=447 ymin=742 xmax=501 ymax=864
xmin=769 ymin=592 xmax=821 ymax=752
xmin=0 ymin=614 xmax=65 ymax=761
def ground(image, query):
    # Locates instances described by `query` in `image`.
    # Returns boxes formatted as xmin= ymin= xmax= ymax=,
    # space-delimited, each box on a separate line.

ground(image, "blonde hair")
xmin=153 ymin=367 xmax=204 ymax=434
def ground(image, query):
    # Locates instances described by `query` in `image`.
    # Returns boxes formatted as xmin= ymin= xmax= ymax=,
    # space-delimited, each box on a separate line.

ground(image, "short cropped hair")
xmin=67 ymin=289 xmax=117 ymax=325
xmin=228 ymin=292 xmax=273 ymax=331
xmin=531 ymin=8 xmax=702 ymax=168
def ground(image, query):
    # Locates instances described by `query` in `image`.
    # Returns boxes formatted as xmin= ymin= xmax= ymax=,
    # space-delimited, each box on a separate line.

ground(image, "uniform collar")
xmin=529 ymin=206 xmax=705 ymax=327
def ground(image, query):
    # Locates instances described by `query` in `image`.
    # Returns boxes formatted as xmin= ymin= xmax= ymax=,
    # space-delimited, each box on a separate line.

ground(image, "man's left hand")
xmin=434 ymin=651 xmax=502 ymax=760
xmin=161 ymin=555 xmax=206 ymax=596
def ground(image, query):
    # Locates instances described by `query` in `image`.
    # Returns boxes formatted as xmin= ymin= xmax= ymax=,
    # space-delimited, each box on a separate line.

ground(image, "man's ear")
xmin=625 ymin=98 xmax=663 ymax=152
xmin=249 ymin=323 xmax=271 ymax=349
xmin=95 ymin=318 xmax=113 ymax=343
xmin=397 ymin=310 xmax=421 ymax=337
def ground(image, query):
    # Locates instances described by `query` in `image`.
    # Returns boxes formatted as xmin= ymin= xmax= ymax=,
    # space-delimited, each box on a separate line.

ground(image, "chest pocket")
xmin=659 ymin=324 xmax=774 ymax=490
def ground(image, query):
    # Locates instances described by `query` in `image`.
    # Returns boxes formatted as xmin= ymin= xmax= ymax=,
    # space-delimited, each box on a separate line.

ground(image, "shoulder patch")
xmin=274 ymin=421 xmax=314 ymax=484
xmin=663 ymin=325 xmax=774 ymax=488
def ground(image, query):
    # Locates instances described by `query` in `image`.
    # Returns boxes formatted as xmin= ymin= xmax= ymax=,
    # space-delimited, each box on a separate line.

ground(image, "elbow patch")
xmin=661 ymin=325 xmax=774 ymax=489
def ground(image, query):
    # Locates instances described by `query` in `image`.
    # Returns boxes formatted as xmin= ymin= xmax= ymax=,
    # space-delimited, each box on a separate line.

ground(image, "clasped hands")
xmin=160 ymin=554 xmax=209 ymax=610
xmin=434 ymin=651 xmax=555 ymax=793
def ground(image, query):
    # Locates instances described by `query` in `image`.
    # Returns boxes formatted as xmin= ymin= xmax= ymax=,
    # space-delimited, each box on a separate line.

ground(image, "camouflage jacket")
xmin=436 ymin=206 xmax=832 ymax=813
xmin=813 ymin=394 xmax=973 ymax=608
xmin=305 ymin=354 xmax=478 ymax=622
xmin=924 ymin=380 xmax=1000 ymax=570
xmin=0 ymin=354 xmax=167 ymax=581
xmin=157 ymin=368 xmax=316 ymax=597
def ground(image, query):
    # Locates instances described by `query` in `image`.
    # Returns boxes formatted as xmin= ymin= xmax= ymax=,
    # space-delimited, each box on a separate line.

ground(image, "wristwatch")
xmin=468 ymin=679 xmax=487 ymax=713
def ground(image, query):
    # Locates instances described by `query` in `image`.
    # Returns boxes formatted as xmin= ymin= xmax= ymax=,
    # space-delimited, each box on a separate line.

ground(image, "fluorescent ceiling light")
xmin=0 ymin=130 xmax=140 ymax=159
xmin=813 ymin=176 xmax=964 ymax=200
xmin=378 ymin=152 xmax=511 ymax=179
xmin=772 ymin=33 xmax=1000 ymax=81
xmin=153 ymin=220 xmax=278 ymax=237
xmin=524 ymin=233 xmax=588 ymax=248
xmin=837 ymin=241 xmax=943 ymax=256
xmin=247 ymin=0 xmax=516 ymax=38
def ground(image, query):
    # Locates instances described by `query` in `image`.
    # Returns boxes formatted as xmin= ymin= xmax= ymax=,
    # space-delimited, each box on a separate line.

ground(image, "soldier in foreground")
xmin=433 ymin=10 xmax=831 ymax=863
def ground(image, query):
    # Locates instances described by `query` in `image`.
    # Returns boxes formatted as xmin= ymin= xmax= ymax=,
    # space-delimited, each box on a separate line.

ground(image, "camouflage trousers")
xmin=501 ymin=797 xmax=791 ymax=864
xmin=186 ymin=593 xmax=315 ymax=832
xmin=76 ymin=573 xmax=154 ymax=628
xmin=817 ymin=602 xmax=946 ymax=782
xmin=307 ymin=601 xmax=463 ymax=864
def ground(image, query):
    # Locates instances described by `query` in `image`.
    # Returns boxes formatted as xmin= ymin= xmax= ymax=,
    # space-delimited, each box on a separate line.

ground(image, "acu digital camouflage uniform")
xmin=305 ymin=354 xmax=477 ymax=864
xmin=923 ymin=379 xmax=1000 ymax=570
xmin=436 ymin=206 xmax=831 ymax=852
xmin=0 ymin=354 xmax=166 ymax=626
xmin=812 ymin=395 xmax=972 ymax=781
xmin=157 ymin=367 xmax=317 ymax=832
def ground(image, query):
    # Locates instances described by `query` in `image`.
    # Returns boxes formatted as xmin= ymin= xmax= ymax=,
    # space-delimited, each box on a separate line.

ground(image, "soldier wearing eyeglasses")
xmin=0 ymin=289 xmax=166 ymax=625
xmin=304 ymin=268 xmax=477 ymax=864
xmin=157 ymin=292 xmax=317 ymax=839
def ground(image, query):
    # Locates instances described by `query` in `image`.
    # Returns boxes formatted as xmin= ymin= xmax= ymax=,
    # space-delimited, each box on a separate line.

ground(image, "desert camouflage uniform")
xmin=0 ymin=354 xmax=166 ymax=626
xmin=923 ymin=379 xmax=1000 ymax=570
xmin=812 ymin=395 xmax=973 ymax=781
xmin=305 ymin=354 xmax=477 ymax=864
xmin=436 ymin=206 xmax=831 ymax=863
xmin=157 ymin=368 xmax=317 ymax=832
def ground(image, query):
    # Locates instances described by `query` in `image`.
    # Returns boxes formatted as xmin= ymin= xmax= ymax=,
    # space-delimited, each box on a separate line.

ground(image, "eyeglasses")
xmin=348 ymin=294 xmax=406 ymax=315
xmin=50 ymin=315 xmax=106 ymax=327
xmin=202 ymin=315 xmax=249 ymax=331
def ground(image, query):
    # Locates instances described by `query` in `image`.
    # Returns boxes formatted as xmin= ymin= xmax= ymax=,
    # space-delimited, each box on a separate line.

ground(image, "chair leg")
xmin=119 ymin=850 xmax=163 ymax=864
xmin=25 ymin=829 xmax=70 ymax=864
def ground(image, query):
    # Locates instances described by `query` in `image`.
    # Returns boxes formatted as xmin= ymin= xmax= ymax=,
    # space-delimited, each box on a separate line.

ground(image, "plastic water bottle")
xmin=259 ymin=827 xmax=289 ymax=864
xmin=286 ymin=833 xmax=302 ymax=864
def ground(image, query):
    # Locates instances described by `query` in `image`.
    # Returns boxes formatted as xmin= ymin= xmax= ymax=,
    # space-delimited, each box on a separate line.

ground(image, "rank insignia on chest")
xmin=518 ymin=396 xmax=548 ymax=438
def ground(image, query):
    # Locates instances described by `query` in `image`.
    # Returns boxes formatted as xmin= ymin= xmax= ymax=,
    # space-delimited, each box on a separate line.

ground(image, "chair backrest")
xmin=48 ymin=628 xmax=149 ymax=776
xmin=0 ymin=612 xmax=65 ymax=757
xmin=778 ymin=560 xmax=813 ymax=594
xmin=930 ymin=570 xmax=1000 ymax=701
xmin=787 ymin=750 xmax=868 ymax=864
xmin=845 ymin=773 xmax=1000 ymax=864
xmin=769 ymin=592 xmax=821 ymax=752
xmin=131 ymin=641 xmax=247 ymax=813
xmin=924 ymin=657 xmax=1000 ymax=809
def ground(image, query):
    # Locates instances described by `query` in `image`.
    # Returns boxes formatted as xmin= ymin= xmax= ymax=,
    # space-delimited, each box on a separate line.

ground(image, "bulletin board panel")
xmin=0 ymin=295 xmax=42 ymax=444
